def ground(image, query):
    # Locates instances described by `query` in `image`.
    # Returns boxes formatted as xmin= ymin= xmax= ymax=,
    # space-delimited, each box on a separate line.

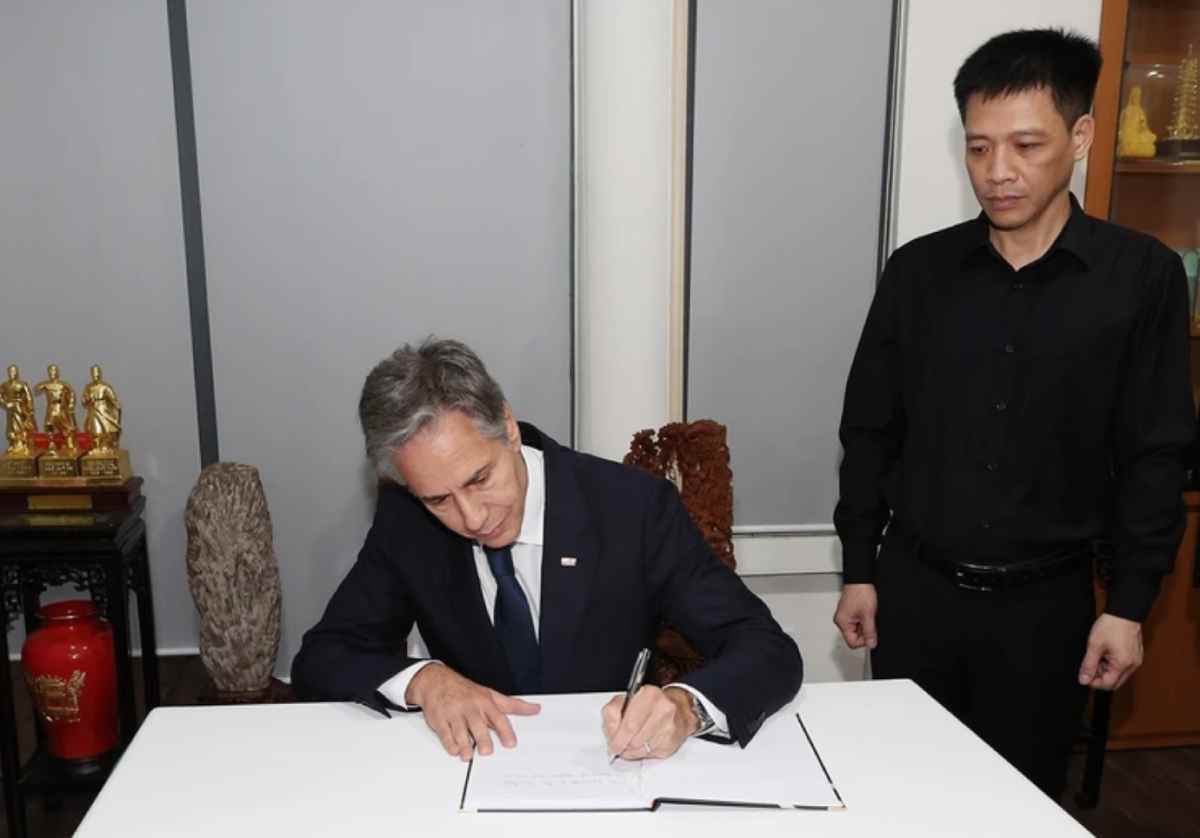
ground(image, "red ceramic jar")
xmin=20 ymin=600 xmax=118 ymax=763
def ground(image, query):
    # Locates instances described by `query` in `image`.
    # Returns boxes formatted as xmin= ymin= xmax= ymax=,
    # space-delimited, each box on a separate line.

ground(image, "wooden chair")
xmin=623 ymin=419 xmax=734 ymax=684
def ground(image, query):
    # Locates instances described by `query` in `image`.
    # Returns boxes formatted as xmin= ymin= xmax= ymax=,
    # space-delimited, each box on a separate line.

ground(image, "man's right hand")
xmin=405 ymin=663 xmax=540 ymax=761
xmin=833 ymin=583 xmax=879 ymax=650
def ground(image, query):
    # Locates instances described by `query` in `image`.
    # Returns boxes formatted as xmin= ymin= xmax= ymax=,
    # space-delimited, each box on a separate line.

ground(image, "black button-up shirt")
xmin=835 ymin=195 xmax=1193 ymax=621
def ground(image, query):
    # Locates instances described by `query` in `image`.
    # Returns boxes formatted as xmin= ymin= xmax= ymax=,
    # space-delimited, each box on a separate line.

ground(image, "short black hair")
xmin=953 ymin=28 xmax=1102 ymax=128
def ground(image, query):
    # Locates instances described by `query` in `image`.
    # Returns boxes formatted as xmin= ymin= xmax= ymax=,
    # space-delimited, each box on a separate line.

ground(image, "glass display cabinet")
xmin=1085 ymin=0 xmax=1200 ymax=752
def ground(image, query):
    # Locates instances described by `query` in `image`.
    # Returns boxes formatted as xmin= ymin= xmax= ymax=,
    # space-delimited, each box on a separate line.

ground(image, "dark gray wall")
xmin=687 ymin=0 xmax=894 ymax=527
xmin=187 ymin=0 xmax=572 ymax=670
xmin=2 ymin=1 xmax=572 ymax=669
xmin=1 ymin=0 xmax=197 ymax=652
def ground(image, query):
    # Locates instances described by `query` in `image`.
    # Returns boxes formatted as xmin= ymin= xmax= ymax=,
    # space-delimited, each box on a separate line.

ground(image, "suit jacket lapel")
xmin=435 ymin=537 xmax=513 ymax=693
xmin=537 ymin=437 xmax=599 ymax=693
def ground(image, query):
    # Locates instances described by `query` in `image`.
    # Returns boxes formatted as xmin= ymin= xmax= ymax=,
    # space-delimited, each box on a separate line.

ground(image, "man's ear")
xmin=1071 ymin=113 xmax=1095 ymax=162
xmin=503 ymin=403 xmax=521 ymax=448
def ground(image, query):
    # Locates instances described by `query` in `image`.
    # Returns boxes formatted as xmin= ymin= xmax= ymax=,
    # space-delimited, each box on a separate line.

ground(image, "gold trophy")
xmin=80 ymin=365 xmax=130 ymax=480
xmin=1162 ymin=45 xmax=1200 ymax=159
xmin=35 ymin=364 xmax=81 ymax=477
xmin=0 ymin=365 xmax=39 ymax=478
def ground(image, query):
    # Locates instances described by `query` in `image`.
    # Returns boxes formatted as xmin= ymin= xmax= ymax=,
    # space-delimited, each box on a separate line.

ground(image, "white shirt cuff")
xmin=665 ymin=682 xmax=729 ymax=738
xmin=378 ymin=660 xmax=440 ymax=708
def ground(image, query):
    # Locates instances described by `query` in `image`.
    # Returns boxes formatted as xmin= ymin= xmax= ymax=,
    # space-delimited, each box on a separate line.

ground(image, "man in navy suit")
xmin=292 ymin=338 xmax=802 ymax=762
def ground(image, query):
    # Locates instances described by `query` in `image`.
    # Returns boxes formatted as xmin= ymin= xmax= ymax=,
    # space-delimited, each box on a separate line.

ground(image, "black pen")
xmin=609 ymin=647 xmax=652 ymax=764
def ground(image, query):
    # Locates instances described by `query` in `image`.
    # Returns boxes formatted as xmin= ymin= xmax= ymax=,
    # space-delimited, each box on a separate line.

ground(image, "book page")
xmin=460 ymin=693 xmax=841 ymax=811
xmin=644 ymin=710 xmax=842 ymax=809
xmin=461 ymin=693 xmax=647 ymax=810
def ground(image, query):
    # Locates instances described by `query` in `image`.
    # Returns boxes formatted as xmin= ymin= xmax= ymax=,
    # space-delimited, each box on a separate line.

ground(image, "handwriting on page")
xmin=502 ymin=770 xmax=635 ymax=790
xmin=498 ymin=746 xmax=641 ymax=792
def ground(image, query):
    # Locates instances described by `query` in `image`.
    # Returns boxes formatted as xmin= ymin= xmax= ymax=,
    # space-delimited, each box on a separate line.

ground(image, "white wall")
xmin=892 ymin=0 xmax=1102 ymax=249
xmin=768 ymin=0 xmax=1100 ymax=682
xmin=1 ymin=0 xmax=199 ymax=655
xmin=575 ymin=0 xmax=1104 ymax=684
xmin=574 ymin=0 xmax=676 ymax=462
xmin=571 ymin=0 xmax=870 ymax=682
xmin=1 ymin=1 xmax=1107 ymax=683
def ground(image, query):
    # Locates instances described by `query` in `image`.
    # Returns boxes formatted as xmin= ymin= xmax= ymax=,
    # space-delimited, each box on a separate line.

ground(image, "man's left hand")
xmin=1078 ymin=614 xmax=1144 ymax=691
xmin=601 ymin=685 xmax=697 ymax=761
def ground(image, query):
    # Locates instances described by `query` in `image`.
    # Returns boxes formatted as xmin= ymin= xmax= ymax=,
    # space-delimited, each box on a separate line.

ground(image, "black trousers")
xmin=871 ymin=548 xmax=1094 ymax=800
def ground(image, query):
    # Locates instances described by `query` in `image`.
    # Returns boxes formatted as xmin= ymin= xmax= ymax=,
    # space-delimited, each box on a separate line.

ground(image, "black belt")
xmin=911 ymin=540 xmax=1096 ymax=593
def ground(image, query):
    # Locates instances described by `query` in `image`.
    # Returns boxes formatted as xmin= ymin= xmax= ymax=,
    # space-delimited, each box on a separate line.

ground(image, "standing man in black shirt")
xmin=833 ymin=28 xmax=1193 ymax=799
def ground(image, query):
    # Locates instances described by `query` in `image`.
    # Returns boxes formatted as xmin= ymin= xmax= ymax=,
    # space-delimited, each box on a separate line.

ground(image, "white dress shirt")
xmin=378 ymin=445 xmax=728 ymax=738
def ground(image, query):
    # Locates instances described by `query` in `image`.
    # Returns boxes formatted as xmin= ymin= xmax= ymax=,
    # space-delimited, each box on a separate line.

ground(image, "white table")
xmin=74 ymin=679 xmax=1089 ymax=837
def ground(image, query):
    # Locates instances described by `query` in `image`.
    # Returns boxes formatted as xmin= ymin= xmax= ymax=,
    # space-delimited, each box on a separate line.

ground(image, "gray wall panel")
xmin=188 ymin=1 xmax=571 ymax=675
xmin=688 ymin=0 xmax=893 ymax=526
xmin=1 ymin=1 xmax=199 ymax=651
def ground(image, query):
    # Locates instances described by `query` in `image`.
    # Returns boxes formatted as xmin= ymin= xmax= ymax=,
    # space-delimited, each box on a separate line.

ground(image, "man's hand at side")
xmin=601 ymin=685 xmax=696 ymax=761
xmin=406 ymin=663 xmax=540 ymax=760
xmin=833 ymin=583 xmax=879 ymax=650
xmin=1078 ymin=614 xmax=1144 ymax=691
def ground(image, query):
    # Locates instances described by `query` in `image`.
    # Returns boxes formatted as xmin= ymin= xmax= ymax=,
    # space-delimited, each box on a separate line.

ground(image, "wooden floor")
xmin=1 ymin=657 xmax=1196 ymax=837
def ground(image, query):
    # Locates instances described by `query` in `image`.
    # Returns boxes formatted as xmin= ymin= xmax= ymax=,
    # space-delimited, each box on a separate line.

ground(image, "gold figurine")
xmin=82 ymin=366 xmax=121 ymax=452
xmin=1 ymin=366 xmax=39 ymax=478
xmin=1 ymin=365 xmax=37 ymax=453
xmin=35 ymin=364 xmax=80 ymax=477
xmin=80 ymin=365 xmax=129 ymax=479
xmin=1117 ymin=86 xmax=1157 ymax=158
xmin=0 ymin=362 xmax=133 ymax=485
xmin=36 ymin=364 xmax=79 ymax=454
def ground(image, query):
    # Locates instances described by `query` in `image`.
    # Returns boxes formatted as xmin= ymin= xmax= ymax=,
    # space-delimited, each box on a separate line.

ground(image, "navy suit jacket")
xmin=291 ymin=423 xmax=803 ymax=745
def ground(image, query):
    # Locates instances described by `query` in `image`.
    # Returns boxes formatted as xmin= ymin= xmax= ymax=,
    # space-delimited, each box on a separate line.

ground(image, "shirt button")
xmin=1003 ymin=343 xmax=1016 ymax=354
xmin=985 ymin=462 xmax=999 ymax=472
xmin=1013 ymin=282 xmax=1025 ymax=290
xmin=994 ymin=400 xmax=1008 ymax=412
xmin=980 ymin=520 xmax=992 ymax=530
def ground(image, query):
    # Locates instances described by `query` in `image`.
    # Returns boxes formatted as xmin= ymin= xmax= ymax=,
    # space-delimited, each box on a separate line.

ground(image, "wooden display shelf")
xmin=1123 ymin=0 xmax=1200 ymax=68
xmin=1108 ymin=171 xmax=1200 ymax=249
xmin=1099 ymin=492 xmax=1200 ymax=750
xmin=1087 ymin=0 xmax=1200 ymax=759
xmin=1126 ymin=50 xmax=1200 ymax=66
xmin=1116 ymin=159 xmax=1200 ymax=175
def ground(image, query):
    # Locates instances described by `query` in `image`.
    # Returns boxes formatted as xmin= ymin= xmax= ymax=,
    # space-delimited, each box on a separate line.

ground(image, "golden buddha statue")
xmin=1117 ymin=85 xmax=1157 ymax=158
xmin=0 ymin=365 xmax=37 ymax=456
xmin=36 ymin=364 xmax=79 ymax=453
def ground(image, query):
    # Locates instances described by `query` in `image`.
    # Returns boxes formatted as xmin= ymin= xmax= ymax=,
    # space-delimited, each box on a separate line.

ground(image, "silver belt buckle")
xmin=954 ymin=565 xmax=995 ymax=592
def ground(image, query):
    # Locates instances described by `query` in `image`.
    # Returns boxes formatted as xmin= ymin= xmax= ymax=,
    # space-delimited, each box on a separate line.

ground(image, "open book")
xmin=460 ymin=692 xmax=843 ymax=812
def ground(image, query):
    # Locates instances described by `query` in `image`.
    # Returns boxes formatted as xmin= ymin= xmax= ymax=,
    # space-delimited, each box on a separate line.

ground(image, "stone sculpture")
xmin=185 ymin=463 xmax=282 ymax=698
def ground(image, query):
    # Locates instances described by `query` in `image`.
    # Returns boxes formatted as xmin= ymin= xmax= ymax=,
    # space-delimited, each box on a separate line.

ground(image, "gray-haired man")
xmin=292 ymin=338 xmax=803 ymax=762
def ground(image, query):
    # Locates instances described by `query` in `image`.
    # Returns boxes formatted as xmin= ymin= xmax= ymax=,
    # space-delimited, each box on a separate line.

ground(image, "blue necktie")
xmin=484 ymin=545 xmax=541 ymax=695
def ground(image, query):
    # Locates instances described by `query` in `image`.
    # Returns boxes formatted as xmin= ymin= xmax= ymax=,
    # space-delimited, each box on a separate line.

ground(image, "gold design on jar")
xmin=25 ymin=670 xmax=86 ymax=723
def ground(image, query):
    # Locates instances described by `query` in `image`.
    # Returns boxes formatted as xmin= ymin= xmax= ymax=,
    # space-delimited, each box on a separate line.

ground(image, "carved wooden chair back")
xmin=623 ymin=419 xmax=734 ymax=683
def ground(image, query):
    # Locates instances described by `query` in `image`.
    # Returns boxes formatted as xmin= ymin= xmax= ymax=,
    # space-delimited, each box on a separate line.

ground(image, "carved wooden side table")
xmin=0 ymin=480 xmax=159 ymax=838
